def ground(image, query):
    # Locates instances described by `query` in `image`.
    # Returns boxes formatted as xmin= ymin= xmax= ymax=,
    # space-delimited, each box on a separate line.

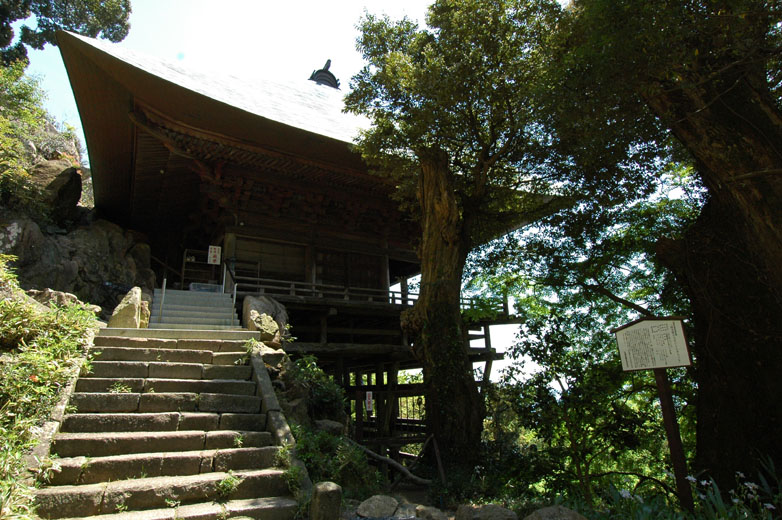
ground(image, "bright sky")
xmin=20 ymin=0 xmax=524 ymax=380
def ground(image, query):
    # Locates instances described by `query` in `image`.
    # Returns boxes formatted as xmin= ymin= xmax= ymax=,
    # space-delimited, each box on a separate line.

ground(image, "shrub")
xmin=291 ymin=424 xmax=383 ymax=500
xmin=0 ymin=255 xmax=97 ymax=518
xmin=286 ymin=355 xmax=346 ymax=421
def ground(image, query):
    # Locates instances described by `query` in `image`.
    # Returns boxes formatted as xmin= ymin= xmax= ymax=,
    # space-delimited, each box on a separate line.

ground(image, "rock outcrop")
xmin=26 ymin=288 xmax=101 ymax=316
xmin=0 ymin=217 xmax=155 ymax=314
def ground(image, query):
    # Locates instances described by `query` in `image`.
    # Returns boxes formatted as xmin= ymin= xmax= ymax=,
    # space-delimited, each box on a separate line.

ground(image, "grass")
xmin=216 ymin=472 xmax=243 ymax=501
xmin=108 ymin=381 xmax=133 ymax=394
xmin=0 ymin=255 xmax=97 ymax=519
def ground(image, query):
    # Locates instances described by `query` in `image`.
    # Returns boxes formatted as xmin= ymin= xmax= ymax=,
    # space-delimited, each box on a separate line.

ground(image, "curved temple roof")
xmin=61 ymin=32 xmax=369 ymax=144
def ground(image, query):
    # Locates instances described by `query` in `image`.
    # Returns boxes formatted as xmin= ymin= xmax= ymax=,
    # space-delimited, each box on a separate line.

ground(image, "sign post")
xmin=612 ymin=317 xmax=694 ymax=513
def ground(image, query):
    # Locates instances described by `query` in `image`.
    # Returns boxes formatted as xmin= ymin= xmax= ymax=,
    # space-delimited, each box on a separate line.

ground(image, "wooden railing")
xmin=229 ymin=274 xmax=506 ymax=315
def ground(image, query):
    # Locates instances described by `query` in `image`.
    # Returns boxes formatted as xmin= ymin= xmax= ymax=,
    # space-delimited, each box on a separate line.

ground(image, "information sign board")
xmin=365 ymin=391 xmax=373 ymax=413
xmin=613 ymin=318 xmax=691 ymax=371
xmin=207 ymin=245 xmax=221 ymax=266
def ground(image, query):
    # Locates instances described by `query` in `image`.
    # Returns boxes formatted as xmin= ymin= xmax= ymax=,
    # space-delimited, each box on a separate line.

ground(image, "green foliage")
xmin=287 ymin=355 xmax=346 ymax=420
xmin=0 ymin=255 xmax=97 ymax=518
xmin=1 ymin=0 xmax=131 ymax=65
xmin=462 ymin=169 xmax=703 ymax=510
xmin=0 ymin=61 xmax=45 ymax=212
xmin=290 ymin=425 xmax=383 ymax=500
xmin=0 ymin=60 xmax=82 ymax=220
xmin=345 ymin=0 xmax=565 ymax=241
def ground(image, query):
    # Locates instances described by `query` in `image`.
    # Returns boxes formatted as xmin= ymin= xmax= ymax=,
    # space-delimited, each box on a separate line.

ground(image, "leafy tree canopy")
xmin=346 ymin=0 xmax=566 ymax=244
xmin=1 ymin=0 xmax=131 ymax=65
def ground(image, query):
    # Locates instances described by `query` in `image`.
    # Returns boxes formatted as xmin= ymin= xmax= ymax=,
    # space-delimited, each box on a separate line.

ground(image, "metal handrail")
xmin=158 ymin=277 xmax=167 ymax=321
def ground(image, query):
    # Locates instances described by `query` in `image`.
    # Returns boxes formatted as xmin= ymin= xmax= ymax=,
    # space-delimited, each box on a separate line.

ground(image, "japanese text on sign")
xmin=207 ymin=245 xmax=221 ymax=265
xmin=614 ymin=319 xmax=691 ymax=371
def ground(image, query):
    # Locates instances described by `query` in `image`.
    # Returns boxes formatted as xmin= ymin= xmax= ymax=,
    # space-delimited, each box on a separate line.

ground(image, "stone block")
xmin=310 ymin=481 xmax=342 ymax=520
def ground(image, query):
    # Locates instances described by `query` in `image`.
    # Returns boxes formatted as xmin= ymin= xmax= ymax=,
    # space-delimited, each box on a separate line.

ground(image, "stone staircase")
xmin=33 ymin=328 xmax=298 ymax=520
xmin=149 ymin=289 xmax=241 ymax=330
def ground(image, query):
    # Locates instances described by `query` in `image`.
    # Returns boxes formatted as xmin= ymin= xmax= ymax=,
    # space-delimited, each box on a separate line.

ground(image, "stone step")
xmin=48 ymin=446 xmax=279 ymax=485
xmin=60 ymin=412 xmax=267 ymax=433
xmin=150 ymin=306 xmax=236 ymax=318
xmin=150 ymin=316 xmax=237 ymax=327
xmin=34 ymin=469 xmax=290 ymax=518
xmin=75 ymin=378 xmax=256 ymax=395
xmin=149 ymin=307 xmax=237 ymax=319
xmin=52 ymin=430 xmax=273 ymax=457
xmin=89 ymin=346 xmax=246 ymax=365
xmin=70 ymin=392 xmax=261 ymax=414
xmin=52 ymin=496 xmax=297 ymax=520
xmin=148 ymin=323 xmax=243 ymax=330
xmin=93 ymin=336 xmax=248 ymax=352
xmin=85 ymin=361 xmax=252 ymax=380
xmin=97 ymin=328 xmax=259 ymax=341
xmin=154 ymin=288 xmax=233 ymax=299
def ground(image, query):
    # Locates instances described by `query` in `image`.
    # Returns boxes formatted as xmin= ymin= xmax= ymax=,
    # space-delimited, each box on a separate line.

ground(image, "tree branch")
xmin=589 ymin=470 xmax=677 ymax=497
xmin=580 ymin=282 xmax=654 ymax=317
xmin=345 ymin=438 xmax=432 ymax=485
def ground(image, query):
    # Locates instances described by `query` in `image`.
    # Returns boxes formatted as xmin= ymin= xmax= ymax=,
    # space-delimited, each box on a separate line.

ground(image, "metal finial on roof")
xmin=309 ymin=59 xmax=340 ymax=89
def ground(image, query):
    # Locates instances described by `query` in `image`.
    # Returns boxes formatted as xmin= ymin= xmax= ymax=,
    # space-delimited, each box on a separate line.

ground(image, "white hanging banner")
xmin=365 ymin=391 xmax=373 ymax=413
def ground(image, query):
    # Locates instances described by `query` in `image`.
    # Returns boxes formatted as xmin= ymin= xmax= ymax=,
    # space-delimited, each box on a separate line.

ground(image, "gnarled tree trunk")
xmin=403 ymin=149 xmax=484 ymax=466
xmin=645 ymin=63 xmax=782 ymax=487
xmin=657 ymin=198 xmax=782 ymax=488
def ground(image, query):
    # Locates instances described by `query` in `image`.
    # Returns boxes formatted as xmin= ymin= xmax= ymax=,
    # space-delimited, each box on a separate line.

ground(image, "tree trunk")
xmin=657 ymin=199 xmax=782 ymax=487
xmin=403 ymin=149 xmax=485 ymax=467
xmin=644 ymin=68 xmax=782 ymax=290
xmin=644 ymin=66 xmax=782 ymax=487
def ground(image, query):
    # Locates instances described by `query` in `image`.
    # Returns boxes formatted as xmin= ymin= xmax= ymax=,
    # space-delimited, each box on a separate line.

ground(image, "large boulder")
xmin=356 ymin=495 xmax=398 ymax=518
xmin=415 ymin=505 xmax=449 ymax=520
xmin=44 ymin=166 xmax=82 ymax=224
xmin=29 ymin=158 xmax=74 ymax=188
xmin=457 ymin=504 xmax=518 ymax=520
xmin=522 ymin=506 xmax=587 ymax=520
xmin=242 ymin=295 xmax=289 ymax=345
xmin=107 ymin=287 xmax=145 ymax=328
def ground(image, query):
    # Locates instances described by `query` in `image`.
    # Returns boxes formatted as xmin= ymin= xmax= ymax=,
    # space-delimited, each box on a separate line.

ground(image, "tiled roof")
xmin=67 ymin=32 xmax=370 ymax=144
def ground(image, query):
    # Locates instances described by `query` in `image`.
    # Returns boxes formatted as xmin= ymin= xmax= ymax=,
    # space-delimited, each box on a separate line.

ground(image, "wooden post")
xmin=355 ymin=371 xmax=364 ymax=442
xmin=319 ymin=315 xmax=328 ymax=344
xmin=654 ymin=368 xmax=694 ymax=514
xmin=481 ymin=324 xmax=494 ymax=394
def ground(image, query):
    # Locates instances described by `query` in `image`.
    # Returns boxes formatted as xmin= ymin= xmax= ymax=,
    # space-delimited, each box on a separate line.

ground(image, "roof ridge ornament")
xmin=309 ymin=59 xmax=340 ymax=89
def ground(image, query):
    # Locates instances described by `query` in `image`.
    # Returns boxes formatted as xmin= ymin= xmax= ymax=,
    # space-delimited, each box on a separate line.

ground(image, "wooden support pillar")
xmin=319 ymin=315 xmax=328 ymax=344
xmin=386 ymin=363 xmax=400 ymax=461
xmin=355 ymin=370 xmax=364 ymax=442
xmin=376 ymin=362 xmax=388 ymax=480
xmin=382 ymin=257 xmax=390 ymax=298
xmin=481 ymin=324 xmax=494 ymax=394
xmin=304 ymin=245 xmax=314 ymax=284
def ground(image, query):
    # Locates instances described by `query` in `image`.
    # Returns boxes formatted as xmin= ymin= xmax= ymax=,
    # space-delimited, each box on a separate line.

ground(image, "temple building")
xmin=57 ymin=31 xmax=519 ymax=450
